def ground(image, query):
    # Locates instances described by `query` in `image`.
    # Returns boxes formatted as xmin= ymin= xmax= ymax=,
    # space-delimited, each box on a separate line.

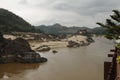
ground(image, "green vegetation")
xmin=36 ymin=23 xmax=106 ymax=35
xmin=0 ymin=8 xmax=36 ymax=32
xmin=117 ymin=43 xmax=120 ymax=49
xmin=97 ymin=10 xmax=120 ymax=40
xmin=90 ymin=27 xmax=106 ymax=35
xmin=36 ymin=24 xmax=69 ymax=35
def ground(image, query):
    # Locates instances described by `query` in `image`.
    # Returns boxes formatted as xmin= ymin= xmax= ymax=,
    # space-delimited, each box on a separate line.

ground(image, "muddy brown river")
xmin=0 ymin=37 xmax=114 ymax=80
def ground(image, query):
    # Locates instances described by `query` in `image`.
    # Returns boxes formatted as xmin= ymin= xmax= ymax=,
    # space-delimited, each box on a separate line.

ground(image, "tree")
xmin=97 ymin=10 xmax=120 ymax=40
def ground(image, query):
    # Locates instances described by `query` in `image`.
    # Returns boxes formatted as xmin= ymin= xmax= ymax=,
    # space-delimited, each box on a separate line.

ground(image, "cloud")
xmin=18 ymin=0 xmax=28 ymax=5
xmin=80 ymin=0 xmax=120 ymax=15
xmin=51 ymin=0 xmax=120 ymax=16
xmin=0 ymin=0 xmax=120 ymax=28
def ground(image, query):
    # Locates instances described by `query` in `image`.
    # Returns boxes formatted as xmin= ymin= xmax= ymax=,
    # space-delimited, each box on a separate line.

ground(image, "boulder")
xmin=87 ymin=37 xmax=94 ymax=43
xmin=52 ymin=50 xmax=58 ymax=53
xmin=0 ymin=34 xmax=48 ymax=64
xmin=36 ymin=45 xmax=51 ymax=52
xmin=0 ymin=38 xmax=32 ymax=56
xmin=67 ymin=40 xmax=80 ymax=48
xmin=15 ymin=52 xmax=47 ymax=63
xmin=0 ymin=32 xmax=4 ymax=42
xmin=40 ymin=57 xmax=48 ymax=63
xmin=67 ymin=40 xmax=90 ymax=48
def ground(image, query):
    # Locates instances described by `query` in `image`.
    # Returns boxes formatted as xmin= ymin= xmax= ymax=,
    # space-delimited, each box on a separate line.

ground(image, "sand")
xmin=30 ymin=35 xmax=88 ymax=49
xmin=3 ymin=35 xmax=16 ymax=40
xmin=30 ymin=41 xmax=68 ymax=49
xmin=3 ymin=34 xmax=88 ymax=49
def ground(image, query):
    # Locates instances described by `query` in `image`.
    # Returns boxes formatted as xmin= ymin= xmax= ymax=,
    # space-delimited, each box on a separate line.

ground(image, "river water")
xmin=0 ymin=37 xmax=114 ymax=80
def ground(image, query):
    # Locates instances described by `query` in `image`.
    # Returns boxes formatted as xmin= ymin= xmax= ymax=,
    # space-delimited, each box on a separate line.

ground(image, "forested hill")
xmin=0 ymin=8 xmax=35 ymax=32
xmin=36 ymin=23 xmax=90 ymax=35
xmin=36 ymin=23 xmax=106 ymax=35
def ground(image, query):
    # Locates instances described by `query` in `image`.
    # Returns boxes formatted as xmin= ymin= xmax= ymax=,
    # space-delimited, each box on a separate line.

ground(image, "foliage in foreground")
xmin=97 ymin=10 xmax=120 ymax=40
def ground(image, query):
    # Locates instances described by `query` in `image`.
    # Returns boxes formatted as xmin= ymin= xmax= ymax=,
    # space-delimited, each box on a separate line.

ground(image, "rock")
xmin=15 ymin=52 xmax=47 ymax=63
xmin=0 ymin=33 xmax=47 ymax=64
xmin=67 ymin=40 xmax=80 ymax=48
xmin=0 ymin=38 xmax=32 ymax=56
xmin=40 ymin=57 xmax=48 ymax=63
xmin=69 ymin=29 xmax=94 ymax=47
xmin=0 ymin=32 xmax=4 ymax=42
xmin=87 ymin=37 xmax=94 ymax=43
xmin=67 ymin=40 xmax=90 ymax=48
xmin=13 ymin=38 xmax=32 ymax=52
xmin=36 ymin=45 xmax=51 ymax=52
xmin=52 ymin=50 xmax=58 ymax=53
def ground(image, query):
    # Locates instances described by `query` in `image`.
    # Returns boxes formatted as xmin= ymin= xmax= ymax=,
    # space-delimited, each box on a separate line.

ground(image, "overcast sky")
xmin=0 ymin=0 xmax=120 ymax=28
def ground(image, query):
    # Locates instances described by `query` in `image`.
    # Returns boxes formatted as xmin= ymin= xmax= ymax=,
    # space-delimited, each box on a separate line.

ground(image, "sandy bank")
xmin=3 ymin=34 xmax=89 ymax=50
xmin=30 ymin=41 xmax=68 ymax=49
xmin=30 ymin=35 xmax=88 ymax=50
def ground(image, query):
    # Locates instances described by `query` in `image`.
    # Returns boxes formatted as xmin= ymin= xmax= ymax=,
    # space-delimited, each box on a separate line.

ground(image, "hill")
xmin=36 ymin=23 xmax=91 ymax=35
xmin=36 ymin=23 xmax=106 ymax=35
xmin=0 ymin=8 xmax=35 ymax=32
xmin=91 ymin=27 xmax=106 ymax=35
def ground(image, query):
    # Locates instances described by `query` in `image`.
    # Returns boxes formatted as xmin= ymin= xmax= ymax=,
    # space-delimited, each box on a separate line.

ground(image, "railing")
xmin=104 ymin=47 xmax=117 ymax=80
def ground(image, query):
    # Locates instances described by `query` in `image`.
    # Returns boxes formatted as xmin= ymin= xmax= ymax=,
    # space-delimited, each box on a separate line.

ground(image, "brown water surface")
xmin=0 ymin=37 xmax=114 ymax=80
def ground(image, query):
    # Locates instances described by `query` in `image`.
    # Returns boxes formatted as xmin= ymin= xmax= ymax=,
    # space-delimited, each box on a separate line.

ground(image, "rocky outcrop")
xmin=0 ymin=33 xmax=47 ymax=64
xmin=67 ymin=41 xmax=80 ymax=47
xmin=35 ymin=45 xmax=51 ymax=52
xmin=87 ymin=37 xmax=94 ymax=43
xmin=67 ymin=40 xmax=90 ymax=48
xmin=0 ymin=32 xmax=4 ymax=41
xmin=67 ymin=29 xmax=94 ymax=48
xmin=15 ymin=52 xmax=47 ymax=63
xmin=52 ymin=50 xmax=58 ymax=53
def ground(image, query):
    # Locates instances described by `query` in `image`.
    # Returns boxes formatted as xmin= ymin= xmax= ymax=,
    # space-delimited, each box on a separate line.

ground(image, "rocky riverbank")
xmin=4 ymin=30 xmax=94 ymax=50
xmin=0 ymin=29 xmax=94 ymax=63
xmin=30 ymin=29 xmax=94 ymax=49
xmin=0 ymin=33 xmax=47 ymax=64
xmin=30 ymin=35 xmax=92 ymax=50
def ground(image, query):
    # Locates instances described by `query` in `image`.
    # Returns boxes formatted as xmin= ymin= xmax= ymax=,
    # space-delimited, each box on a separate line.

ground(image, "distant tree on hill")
xmin=97 ymin=10 xmax=120 ymax=40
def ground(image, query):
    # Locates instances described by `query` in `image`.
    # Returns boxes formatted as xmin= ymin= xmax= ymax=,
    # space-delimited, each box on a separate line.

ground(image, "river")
xmin=0 ymin=37 xmax=114 ymax=80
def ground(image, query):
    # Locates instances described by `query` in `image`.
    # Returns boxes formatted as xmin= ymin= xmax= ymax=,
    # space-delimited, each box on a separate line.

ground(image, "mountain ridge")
xmin=36 ymin=23 xmax=106 ymax=35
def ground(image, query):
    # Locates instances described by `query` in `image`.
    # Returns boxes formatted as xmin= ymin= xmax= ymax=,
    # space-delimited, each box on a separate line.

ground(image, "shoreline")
xmin=30 ymin=41 xmax=68 ymax=50
xmin=3 ymin=33 xmax=93 ymax=50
